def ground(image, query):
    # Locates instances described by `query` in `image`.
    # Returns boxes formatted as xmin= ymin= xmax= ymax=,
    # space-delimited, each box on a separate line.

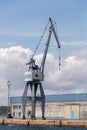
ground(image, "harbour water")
xmin=0 ymin=125 xmax=87 ymax=130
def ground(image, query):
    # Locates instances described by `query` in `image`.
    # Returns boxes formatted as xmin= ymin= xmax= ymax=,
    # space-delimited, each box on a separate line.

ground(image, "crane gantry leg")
xmin=22 ymin=81 xmax=45 ymax=119
xmin=39 ymin=83 xmax=45 ymax=119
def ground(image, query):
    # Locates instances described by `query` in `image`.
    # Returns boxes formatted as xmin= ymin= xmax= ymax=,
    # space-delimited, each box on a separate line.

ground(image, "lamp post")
xmin=6 ymin=80 xmax=11 ymax=114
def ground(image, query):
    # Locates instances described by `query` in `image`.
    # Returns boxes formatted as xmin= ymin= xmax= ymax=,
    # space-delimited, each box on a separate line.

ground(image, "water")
xmin=0 ymin=125 xmax=87 ymax=130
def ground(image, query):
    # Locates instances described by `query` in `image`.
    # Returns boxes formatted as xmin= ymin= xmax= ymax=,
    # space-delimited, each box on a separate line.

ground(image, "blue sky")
xmin=0 ymin=0 xmax=87 ymax=50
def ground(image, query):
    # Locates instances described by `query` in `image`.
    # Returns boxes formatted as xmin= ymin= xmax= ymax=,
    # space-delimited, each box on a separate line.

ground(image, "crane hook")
xmin=59 ymin=56 xmax=61 ymax=70
xmin=59 ymin=48 xmax=61 ymax=70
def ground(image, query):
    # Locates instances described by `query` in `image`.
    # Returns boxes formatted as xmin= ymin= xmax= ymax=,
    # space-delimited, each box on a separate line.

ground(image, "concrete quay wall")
xmin=0 ymin=118 xmax=87 ymax=127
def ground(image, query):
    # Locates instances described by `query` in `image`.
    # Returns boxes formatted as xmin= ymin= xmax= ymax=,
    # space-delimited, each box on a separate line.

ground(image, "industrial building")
xmin=10 ymin=93 xmax=87 ymax=119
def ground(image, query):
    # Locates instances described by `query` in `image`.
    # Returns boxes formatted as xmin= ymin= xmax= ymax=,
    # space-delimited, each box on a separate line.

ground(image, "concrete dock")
xmin=0 ymin=118 xmax=87 ymax=127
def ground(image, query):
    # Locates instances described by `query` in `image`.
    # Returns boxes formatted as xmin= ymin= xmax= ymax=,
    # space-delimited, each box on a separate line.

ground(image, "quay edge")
xmin=61 ymin=119 xmax=87 ymax=127
xmin=0 ymin=118 xmax=87 ymax=127
xmin=4 ymin=118 xmax=29 ymax=126
xmin=0 ymin=118 xmax=4 ymax=125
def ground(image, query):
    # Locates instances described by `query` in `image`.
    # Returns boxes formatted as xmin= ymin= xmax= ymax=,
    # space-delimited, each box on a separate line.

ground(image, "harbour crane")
xmin=22 ymin=18 xmax=61 ymax=119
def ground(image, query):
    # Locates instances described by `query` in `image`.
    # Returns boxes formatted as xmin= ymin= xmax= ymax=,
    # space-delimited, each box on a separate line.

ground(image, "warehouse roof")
xmin=10 ymin=93 xmax=87 ymax=103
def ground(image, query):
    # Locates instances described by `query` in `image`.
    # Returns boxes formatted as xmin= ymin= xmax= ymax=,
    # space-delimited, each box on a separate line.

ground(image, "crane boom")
xmin=41 ymin=25 xmax=52 ymax=75
xmin=49 ymin=18 xmax=60 ymax=48
xmin=41 ymin=17 xmax=61 ymax=76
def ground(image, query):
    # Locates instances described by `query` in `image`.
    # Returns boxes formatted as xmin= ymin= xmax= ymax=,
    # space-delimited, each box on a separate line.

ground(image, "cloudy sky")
xmin=0 ymin=0 xmax=87 ymax=105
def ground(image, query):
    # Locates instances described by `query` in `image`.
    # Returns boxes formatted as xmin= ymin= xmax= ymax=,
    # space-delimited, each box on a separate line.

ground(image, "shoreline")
xmin=0 ymin=118 xmax=87 ymax=127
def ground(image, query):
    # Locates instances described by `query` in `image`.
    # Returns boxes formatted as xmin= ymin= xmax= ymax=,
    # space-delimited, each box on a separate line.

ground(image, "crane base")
xmin=22 ymin=82 xmax=45 ymax=119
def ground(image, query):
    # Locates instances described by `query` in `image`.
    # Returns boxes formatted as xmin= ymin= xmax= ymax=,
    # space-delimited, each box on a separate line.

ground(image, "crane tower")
xmin=22 ymin=18 xmax=61 ymax=119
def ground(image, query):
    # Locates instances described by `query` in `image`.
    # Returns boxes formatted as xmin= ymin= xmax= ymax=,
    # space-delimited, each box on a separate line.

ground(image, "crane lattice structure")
xmin=22 ymin=18 xmax=61 ymax=119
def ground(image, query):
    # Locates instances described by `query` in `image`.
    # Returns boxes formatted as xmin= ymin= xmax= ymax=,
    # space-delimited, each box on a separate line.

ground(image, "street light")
xmin=6 ymin=80 xmax=11 ymax=113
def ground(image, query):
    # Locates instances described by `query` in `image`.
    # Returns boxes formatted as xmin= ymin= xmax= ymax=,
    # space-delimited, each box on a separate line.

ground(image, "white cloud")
xmin=0 ymin=43 xmax=87 ymax=105
xmin=31 ymin=48 xmax=87 ymax=95
xmin=0 ymin=46 xmax=32 ymax=105
xmin=42 ymin=48 xmax=87 ymax=95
